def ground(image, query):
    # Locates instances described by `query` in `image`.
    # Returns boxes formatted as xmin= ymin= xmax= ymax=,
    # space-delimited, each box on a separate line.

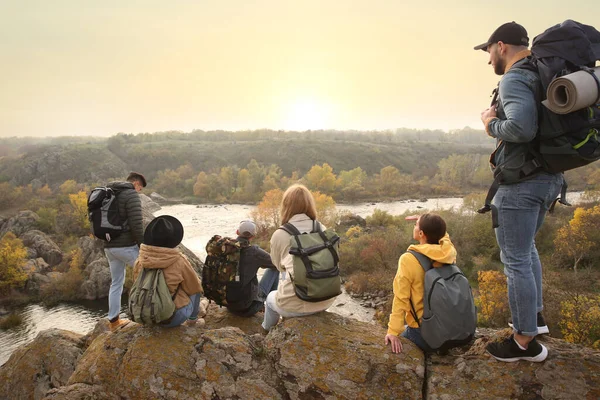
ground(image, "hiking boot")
xmin=109 ymin=318 xmax=130 ymax=332
xmin=508 ymin=312 xmax=549 ymax=334
xmin=486 ymin=335 xmax=548 ymax=363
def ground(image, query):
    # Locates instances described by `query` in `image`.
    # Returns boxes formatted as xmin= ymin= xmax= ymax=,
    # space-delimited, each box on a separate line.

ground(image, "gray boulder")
xmin=338 ymin=212 xmax=367 ymax=231
xmin=149 ymin=192 xmax=167 ymax=204
xmin=21 ymin=230 xmax=63 ymax=266
xmin=0 ymin=329 xmax=85 ymax=400
xmin=139 ymin=193 xmax=161 ymax=214
xmin=22 ymin=258 xmax=51 ymax=275
xmin=0 ymin=210 xmax=39 ymax=238
xmin=79 ymin=259 xmax=111 ymax=301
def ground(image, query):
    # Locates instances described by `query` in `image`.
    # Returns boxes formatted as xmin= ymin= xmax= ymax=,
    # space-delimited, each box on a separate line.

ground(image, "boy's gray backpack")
xmin=408 ymin=250 xmax=477 ymax=351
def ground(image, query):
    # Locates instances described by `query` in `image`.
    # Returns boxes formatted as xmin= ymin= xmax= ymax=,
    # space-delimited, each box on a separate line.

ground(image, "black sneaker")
xmin=486 ymin=335 xmax=548 ymax=362
xmin=508 ymin=312 xmax=549 ymax=334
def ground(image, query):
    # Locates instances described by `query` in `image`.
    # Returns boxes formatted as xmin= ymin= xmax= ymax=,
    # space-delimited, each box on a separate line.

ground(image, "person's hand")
xmin=385 ymin=334 xmax=403 ymax=354
xmin=481 ymin=106 xmax=497 ymax=124
xmin=405 ymin=215 xmax=419 ymax=221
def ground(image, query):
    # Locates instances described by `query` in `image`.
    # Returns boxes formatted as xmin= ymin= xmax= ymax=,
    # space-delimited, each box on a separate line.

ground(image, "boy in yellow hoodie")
xmin=385 ymin=213 xmax=457 ymax=353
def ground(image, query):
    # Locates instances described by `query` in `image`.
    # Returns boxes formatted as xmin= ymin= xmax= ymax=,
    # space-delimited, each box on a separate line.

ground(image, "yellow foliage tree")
xmin=313 ymin=191 xmax=338 ymax=228
xmin=304 ymin=163 xmax=336 ymax=194
xmin=36 ymin=184 xmax=53 ymax=198
xmin=554 ymin=206 xmax=600 ymax=270
xmin=477 ymin=270 xmax=509 ymax=327
xmin=193 ymin=172 xmax=209 ymax=198
xmin=559 ymin=294 xmax=600 ymax=347
xmin=251 ymin=189 xmax=284 ymax=230
xmin=59 ymin=179 xmax=79 ymax=195
xmin=0 ymin=232 xmax=28 ymax=294
xmin=69 ymin=191 xmax=90 ymax=230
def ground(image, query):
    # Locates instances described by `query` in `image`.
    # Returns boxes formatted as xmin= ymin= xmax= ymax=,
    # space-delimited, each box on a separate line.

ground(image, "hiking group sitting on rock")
xmin=91 ymin=174 xmax=544 ymax=364
xmin=88 ymin=17 xmax=600 ymax=366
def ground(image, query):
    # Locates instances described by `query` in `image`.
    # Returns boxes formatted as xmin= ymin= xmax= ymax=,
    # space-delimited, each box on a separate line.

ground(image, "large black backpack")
xmin=479 ymin=20 xmax=600 ymax=225
xmin=87 ymin=187 xmax=125 ymax=242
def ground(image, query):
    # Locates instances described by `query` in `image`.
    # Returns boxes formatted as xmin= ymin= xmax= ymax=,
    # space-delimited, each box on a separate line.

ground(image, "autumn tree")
xmin=313 ymin=191 xmax=338 ymax=228
xmin=251 ymin=189 xmax=284 ymax=230
xmin=0 ymin=232 xmax=28 ymax=294
xmin=374 ymin=166 xmax=402 ymax=197
xmin=59 ymin=179 xmax=79 ymax=195
xmin=193 ymin=172 xmax=210 ymax=199
xmin=477 ymin=270 xmax=510 ymax=327
xmin=559 ymin=294 xmax=600 ymax=348
xmin=554 ymin=206 xmax=600 ymax=270
xmin=336 ymin=167 xmax=367 ymax=201
xmin=304 ymin=163 xmax=336 ymax=194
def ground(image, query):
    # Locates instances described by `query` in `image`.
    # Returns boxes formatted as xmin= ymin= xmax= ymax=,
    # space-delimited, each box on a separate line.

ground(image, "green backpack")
xmin=128 ymin=268 xmax=179 ymax=324
xmin=279 ymin=220 xmax=341 ymax=302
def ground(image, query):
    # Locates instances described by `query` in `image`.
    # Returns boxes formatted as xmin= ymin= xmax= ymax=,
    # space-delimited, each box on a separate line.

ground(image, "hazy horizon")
xmin=1 ymin=1 xmax=598 ymax=138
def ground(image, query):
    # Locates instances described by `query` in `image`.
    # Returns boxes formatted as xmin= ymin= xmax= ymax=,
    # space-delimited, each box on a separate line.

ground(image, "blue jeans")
xmin=402 ymin=326 xmax=430 ymax=352
xmin=229 ymin=269 xmax=279 ymax=318
xmin=104 ymin=245 xmax=139 ymax=321
xmin=161 ymin=293 xmax=201 ymax=328
xmin=492 ymin=172 xmax=563 ymax=336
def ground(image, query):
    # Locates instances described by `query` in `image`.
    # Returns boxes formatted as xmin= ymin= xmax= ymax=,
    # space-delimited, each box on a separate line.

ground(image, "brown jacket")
xmin=133 ymin=244 xmax=203 ymax=309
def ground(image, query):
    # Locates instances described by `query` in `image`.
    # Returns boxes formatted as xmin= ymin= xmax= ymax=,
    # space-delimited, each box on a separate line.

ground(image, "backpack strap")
xmin=407 ymin=250 xmax=431 ymax=329
xmin=407 ymin=250 xmax=433 ymax=272
xmin=409 ymin=298 xmax=421 ymax=328
xmin=278 ymin=223 xmax=301 ymax=236
xmin=313 ymin=220 xmax=340 ymax=267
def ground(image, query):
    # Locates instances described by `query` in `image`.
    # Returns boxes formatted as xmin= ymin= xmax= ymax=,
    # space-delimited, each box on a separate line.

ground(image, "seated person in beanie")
xmin=226 ymin=220 xmax=280 ymax=317
xmin=133 ymin=215 xmax=203 ymax=327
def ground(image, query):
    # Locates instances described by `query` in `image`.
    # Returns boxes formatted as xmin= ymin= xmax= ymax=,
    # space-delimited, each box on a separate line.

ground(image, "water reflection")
xmin=0 ymin=299 xmax=125 ymax=366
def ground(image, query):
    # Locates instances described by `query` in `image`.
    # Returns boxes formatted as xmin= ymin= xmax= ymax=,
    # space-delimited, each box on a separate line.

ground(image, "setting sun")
xmin=282 ymin=98 xmax=333 ymax=131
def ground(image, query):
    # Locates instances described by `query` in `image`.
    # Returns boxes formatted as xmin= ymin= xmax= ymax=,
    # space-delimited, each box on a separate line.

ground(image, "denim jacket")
xmin=487 ymin=57 xmax=543 ymax=182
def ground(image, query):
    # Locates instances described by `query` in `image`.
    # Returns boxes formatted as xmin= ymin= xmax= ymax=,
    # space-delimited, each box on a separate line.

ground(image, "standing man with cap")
xmin=475 ymin=22 xmax=563 ymax=362
xmin=133 ymin=215 xmax=203 ymax=327
xmin=104 ymin=172 xmax=147 ymax=331
xmin=226 ymin=220 xmax=279 ymax=317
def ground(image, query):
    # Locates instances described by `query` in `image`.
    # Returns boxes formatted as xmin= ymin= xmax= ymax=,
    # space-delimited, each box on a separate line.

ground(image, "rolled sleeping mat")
xmin=542 ymin=67 xmax=600 ymax=115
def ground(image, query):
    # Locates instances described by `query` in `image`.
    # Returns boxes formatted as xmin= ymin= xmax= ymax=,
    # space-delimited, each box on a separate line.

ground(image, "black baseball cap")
xmin=474 ymin=22 xmax=529 ymax=51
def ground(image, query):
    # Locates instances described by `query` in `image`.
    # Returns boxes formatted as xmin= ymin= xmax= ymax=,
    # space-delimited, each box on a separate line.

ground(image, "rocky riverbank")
xmin=1 ymin=309 xmax=599 ymax=400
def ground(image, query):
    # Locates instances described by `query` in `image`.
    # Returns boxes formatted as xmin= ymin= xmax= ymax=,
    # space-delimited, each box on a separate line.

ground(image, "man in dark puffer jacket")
xmin=104 ymin=172 xmax=146 ymax=331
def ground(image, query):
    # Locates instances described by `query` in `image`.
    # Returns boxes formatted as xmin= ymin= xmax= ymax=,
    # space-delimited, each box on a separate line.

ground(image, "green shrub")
xmin=36 ymin=207 xmax=58 ymax=233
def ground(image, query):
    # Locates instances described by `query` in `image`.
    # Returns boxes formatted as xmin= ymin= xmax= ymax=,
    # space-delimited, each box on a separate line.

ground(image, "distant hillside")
xmin=111 ymin=138 xmax=493 ymax=180
xmin=0 ymin=129 xmax=496 ymax=188
xmin=0 ymin=143 xmax=128 ymax=186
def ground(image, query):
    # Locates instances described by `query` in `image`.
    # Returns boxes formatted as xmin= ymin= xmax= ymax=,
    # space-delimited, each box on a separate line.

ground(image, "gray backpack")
xmin=408 ymin=250 xmax=477 ymax=351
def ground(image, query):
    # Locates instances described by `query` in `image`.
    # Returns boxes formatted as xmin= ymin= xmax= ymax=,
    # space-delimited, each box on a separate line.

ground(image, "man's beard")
xmin=493 ymin=48 xmax=505 ymax=75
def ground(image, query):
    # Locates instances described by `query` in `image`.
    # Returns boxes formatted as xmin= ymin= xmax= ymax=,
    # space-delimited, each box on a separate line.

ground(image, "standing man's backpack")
xmin=407 ymin=250 xmax=477 ymax=351
xmin=279 ymin=221 xmax=341 ymax=302
xmin=526 ymin=20 xmax=600 ymax=177
xmin=87 ymin=187 xmax=125 ymax=241
xmin=128 ymin=268 xmax=178 ymax=324
xmin=478 ymin=20 xmax=600 ymax=221
xmin=202 ymin=235 xmax=244 ymax=306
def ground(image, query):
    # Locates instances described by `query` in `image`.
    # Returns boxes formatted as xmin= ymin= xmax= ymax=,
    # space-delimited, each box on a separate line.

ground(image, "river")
xmin=0 ymin=192 xmax=584 ymax=366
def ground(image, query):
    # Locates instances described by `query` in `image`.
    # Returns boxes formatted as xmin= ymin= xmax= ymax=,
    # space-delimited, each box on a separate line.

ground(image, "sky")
xmin=0 ymin=1 xmax=598 ymax=137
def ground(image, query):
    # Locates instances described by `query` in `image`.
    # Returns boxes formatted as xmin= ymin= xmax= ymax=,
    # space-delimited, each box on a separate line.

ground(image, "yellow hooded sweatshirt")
xmin=387 ymin=233 xmax=457 ymax=336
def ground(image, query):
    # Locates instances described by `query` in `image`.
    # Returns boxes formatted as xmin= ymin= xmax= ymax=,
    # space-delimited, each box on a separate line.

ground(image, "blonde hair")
xmin=280 ymin=184 xmax=317 ymax=224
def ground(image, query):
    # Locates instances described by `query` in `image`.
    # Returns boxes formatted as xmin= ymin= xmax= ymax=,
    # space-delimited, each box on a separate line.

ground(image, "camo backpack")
xmin=202 ymin=235 xmax=247 ymax=306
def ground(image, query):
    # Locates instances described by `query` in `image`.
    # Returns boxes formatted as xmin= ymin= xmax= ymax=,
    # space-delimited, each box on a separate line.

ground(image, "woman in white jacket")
xmin=261 ymin=184 xmax=337 ymax=331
